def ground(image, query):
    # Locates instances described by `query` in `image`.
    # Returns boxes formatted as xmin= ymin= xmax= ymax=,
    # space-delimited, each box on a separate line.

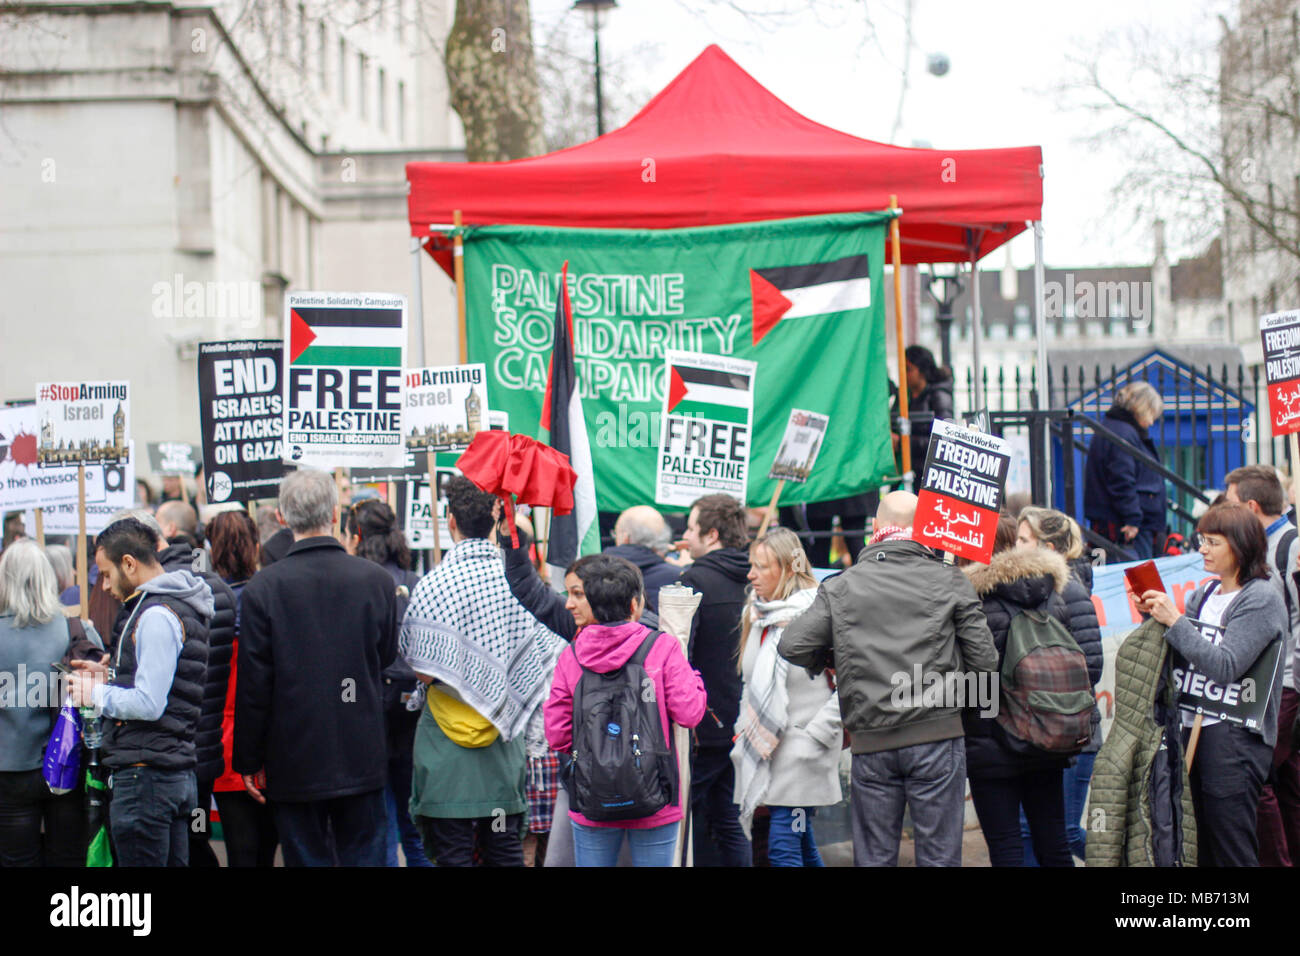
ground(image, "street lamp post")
xmin=924 ymin=270 xmax=964 ymax=371
xmin=574 ymin=0 xmax=617 ymax=137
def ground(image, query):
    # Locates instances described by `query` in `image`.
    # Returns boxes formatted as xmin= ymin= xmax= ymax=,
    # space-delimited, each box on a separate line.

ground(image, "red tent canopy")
xmin=408 ymin=45 xmax=1042 ymax=267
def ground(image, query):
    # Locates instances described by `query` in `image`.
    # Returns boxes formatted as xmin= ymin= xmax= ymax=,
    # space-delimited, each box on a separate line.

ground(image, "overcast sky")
xmin=530 ymin=0 xmax=1234 ymax=270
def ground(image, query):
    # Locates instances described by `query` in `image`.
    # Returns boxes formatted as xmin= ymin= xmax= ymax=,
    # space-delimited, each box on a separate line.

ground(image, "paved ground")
xmin=819 ymin=826 xmax=992 ymax=866
xmin=209 ymin=827 xmax=998 ymax=867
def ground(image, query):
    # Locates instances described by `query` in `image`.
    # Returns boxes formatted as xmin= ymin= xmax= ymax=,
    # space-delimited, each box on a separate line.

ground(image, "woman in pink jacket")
xmin=545 ymin=554 xmax=707 ymax=867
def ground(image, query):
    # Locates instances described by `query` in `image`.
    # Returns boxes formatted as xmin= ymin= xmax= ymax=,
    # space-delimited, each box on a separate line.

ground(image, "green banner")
xmin=463 ymin=211 xmax=895 ymax=512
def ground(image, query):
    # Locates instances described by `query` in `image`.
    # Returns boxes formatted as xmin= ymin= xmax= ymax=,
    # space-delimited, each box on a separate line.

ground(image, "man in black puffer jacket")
xmin=107 ymin=508 xmax=236 ymax=866
xmin=677 ymin=494 xmax=752 ymax=867
xmin=963 ymin=535 xmax=1095 ymax=867
xmin=67 ymin=518 xmax=214 ymax=867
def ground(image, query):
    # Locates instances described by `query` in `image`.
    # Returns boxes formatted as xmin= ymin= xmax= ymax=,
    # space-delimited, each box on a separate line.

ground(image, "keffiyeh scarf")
xmin=400 ymin=537 xmax=566 ymax=743
xmin=732 ymin=586 xmax=818 ymax=837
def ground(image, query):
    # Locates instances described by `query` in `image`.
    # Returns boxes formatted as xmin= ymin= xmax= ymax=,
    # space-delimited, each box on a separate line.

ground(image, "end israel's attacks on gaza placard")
xmin=655 ymin=350 xmax=756 ymax=508
xmin=461 ymin=212 xmax=895 ymax=512
xmin=198 ymin=340 xmax=286 ymax=502
xmin=283 ymin=292 xmax=406 ymax=469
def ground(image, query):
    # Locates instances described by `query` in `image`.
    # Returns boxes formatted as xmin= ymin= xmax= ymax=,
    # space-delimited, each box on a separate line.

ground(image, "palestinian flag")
xmin=749 ymin=253 xmax=871 ymax=345
xmin=289 ymin=306 xmax=404 ymax=367
xmin=666 ymin=362 xmax=751 ymax=424
xmin=542 ymin=262 xmax=600 ymax=577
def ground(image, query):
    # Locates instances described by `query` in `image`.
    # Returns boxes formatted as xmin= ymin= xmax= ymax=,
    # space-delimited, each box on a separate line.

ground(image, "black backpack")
xmin=563 ymin=632 xmax=678 ymax=822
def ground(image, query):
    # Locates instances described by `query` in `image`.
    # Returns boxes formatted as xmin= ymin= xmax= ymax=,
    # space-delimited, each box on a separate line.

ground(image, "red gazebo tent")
xmin=405 ymin=43 xmax=1047 ymax=479
xmin=407 ymin=44 xmax=1042 ymax=265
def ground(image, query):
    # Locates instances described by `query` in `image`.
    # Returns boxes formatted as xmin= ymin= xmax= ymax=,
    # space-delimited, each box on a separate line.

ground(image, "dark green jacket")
xmin=779 ymin=539 xmax=997 ymax=754
xmin=1086 ymin=619 xmax=1196 ymax=867
xmin=409 ymin=701 xmax=526 ymax=820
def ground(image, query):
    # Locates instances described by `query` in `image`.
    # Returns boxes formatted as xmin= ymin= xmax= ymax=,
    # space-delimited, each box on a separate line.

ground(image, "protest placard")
xmin=768 ymin=409 xmax=829 ymax=483
xmin=198 ymin=340 xmax=286 ymax=502
xmin=0 ymin=404 xmax=111 ymax=511
xmin=1261 ymin=310 xmax=1300 ymax=437
xmin=283 ymin=292 xmax=406 ymax=469
xmin=405 ymin=470 xmax=455 ymax=550
xmin=35 ymin=381 xmax=130 ymax=467
xmin=1173 ymin=618 xmax=1282 ymax=732
xmin=38 ymin=442 xmax=136 ymax=534
xmin=655 ymin=350 xmax=756 ymax=508
xmin=912 ymin=420 xmax=1010 ymax=563
xmin=147 ymin=442 xmax=200 ymax=476
xmin=405 ymin=364 xmax=489 ymax=453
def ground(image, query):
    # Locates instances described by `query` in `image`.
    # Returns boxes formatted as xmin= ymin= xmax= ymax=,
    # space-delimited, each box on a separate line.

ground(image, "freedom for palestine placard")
xmin=912 ymin=420 xmax=1010 ymax=564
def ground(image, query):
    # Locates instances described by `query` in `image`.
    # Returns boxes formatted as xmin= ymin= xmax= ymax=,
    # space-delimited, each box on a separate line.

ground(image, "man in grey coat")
xmin=779 ymin=491 xmax=997 ymax=867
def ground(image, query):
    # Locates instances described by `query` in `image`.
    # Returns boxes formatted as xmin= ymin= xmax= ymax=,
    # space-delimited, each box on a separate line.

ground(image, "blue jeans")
xmin=108 ymin=767 xmax=197 ymax=867
xmin=851 ymin=738 xmax=967 ymax=867
xmin=571 ymin=820 xmax=678 ymax=867
xmin=385 ymin=775 xmax=432 ymax=867
xmin=1021 ymin=752 xmax=1095 ymax=864
xmin=767 ymin=806 xmax=824 ymax=867
xmin=273 ymin=788 xmax=388 ymax=867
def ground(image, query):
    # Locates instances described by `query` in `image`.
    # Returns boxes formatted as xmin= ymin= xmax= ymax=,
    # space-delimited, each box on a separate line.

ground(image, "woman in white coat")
xmin=731 ymin=527 xmax=842 ymax=866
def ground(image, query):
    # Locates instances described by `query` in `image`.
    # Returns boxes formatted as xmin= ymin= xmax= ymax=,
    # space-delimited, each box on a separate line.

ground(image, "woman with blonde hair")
xmin=731 ymin=527 xmax=841 ymax=866
xmin=0 ymin=539 xmax=84 ymax=865
xmin=1015 ymin=507 xmax=1104 ymax=863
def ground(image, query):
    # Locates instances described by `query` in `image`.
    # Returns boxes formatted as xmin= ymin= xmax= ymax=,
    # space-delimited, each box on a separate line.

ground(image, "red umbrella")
xmin=455 ymin=430 xmax=577 ymax=547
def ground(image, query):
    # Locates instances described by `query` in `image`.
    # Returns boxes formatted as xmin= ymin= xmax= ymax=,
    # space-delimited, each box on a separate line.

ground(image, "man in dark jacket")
xmin=780 ymin=491 xmax=998 ymax=867
xmin=67 ymin=518 xmax=214 ymax=867
xmin=107 ymin=508 xmax=237 ymax=867
xmin=233 ymin=468 xmax=399 ymax=866
xmin=605 ymin=506 xmax=679 ymax=614
xmin=1083 ymin=381 xmax=1167 ymax=559
xmin=158 ymin=527 xmax=235 ymax=868
xmin=677 ymin=494 xmax=752 ymax=867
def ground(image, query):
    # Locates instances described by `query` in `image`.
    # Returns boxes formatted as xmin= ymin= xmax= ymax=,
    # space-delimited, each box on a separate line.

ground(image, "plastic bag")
xmin=43 ymin=695 xmax=83 ymax=795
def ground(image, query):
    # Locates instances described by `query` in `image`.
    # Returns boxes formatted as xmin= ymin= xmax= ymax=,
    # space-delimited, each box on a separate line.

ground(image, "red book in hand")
xmin=1124 ymin=560 xmax=1166 ymax=598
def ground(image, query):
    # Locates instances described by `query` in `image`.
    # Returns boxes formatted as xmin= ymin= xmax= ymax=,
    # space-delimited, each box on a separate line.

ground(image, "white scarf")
xmin=400 ymin=537 xmax=566 ymax=742
xmin=732 ymin=586 xmax=818 ymax=837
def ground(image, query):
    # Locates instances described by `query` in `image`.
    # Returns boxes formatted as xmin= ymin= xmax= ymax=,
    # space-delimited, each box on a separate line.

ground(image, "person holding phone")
xmin=1138 ymin=502 xmax=1288 ymax=866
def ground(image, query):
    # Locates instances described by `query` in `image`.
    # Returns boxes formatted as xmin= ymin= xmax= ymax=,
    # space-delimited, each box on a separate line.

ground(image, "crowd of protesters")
xmin=1 ymin=436 xmax=1299 ymax=870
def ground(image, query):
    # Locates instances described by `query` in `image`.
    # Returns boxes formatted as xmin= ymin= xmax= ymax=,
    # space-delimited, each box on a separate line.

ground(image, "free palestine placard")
xmin=283 ymin=292 xmax=406 ymax=469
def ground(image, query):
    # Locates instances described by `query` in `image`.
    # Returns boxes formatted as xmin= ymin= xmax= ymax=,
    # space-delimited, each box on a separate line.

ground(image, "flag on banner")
xmin=289 ymin=305 xmax=404 ymax=367
xmin=666 ymin=362 xmax=752 ymax=424
xmin=749 ymin=253 xmax=871 ymax=345
xmin=542 ymin=262 xmax=599 ymax=577
xmin=462 ymin=211 xmax=895 ymax=512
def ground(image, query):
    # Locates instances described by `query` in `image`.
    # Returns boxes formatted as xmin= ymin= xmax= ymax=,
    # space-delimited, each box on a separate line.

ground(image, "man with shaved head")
xmin=156 ymin=500 xmax=199 ymax=547
xmin=605 ymin=505 xmax=679 ymax=616
xmin=779 ymin=490 xmax=996 ymax=867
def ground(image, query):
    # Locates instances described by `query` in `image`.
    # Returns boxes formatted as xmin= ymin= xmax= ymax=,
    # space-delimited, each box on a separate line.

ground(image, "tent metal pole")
xmin=1033 ymin=220 xmax=1051 ymax=503
xmin=970 ymin=241 xmax=984 ymax=414
xmin=410 ymin=236 xmax=427 ymax=366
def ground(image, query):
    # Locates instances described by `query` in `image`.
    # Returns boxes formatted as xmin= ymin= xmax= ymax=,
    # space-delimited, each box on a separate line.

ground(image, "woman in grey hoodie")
xmin=1139 ymin=502 xmax=1288 ymax=866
